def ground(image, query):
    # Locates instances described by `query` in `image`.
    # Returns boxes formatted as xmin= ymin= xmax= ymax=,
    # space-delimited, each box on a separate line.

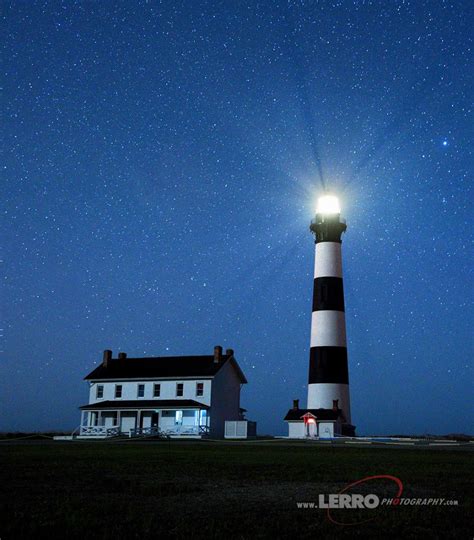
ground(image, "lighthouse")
xmin=308 ymin=195 xmax=351 ymax=421
xmin=284 ymin=194 xmax=355 ymax=438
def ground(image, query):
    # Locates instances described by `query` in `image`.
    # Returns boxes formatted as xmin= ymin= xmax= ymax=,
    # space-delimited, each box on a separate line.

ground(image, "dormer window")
xmin=176 ymin=383 xmax=184 ymax=397
xmin=96 ymin=385 xmax=104 ymax=399
xmin=137 ymin=384 xmax=145 ymax=398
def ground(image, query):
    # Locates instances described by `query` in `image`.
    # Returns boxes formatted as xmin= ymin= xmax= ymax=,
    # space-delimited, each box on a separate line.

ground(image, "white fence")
xmin=224 ymin=421 xmax=257 ymax=439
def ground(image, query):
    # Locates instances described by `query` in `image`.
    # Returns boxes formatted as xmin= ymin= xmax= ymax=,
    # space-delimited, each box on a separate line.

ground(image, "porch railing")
xmin=79 ymin=426 xmax=120 ymax=437
xmin=160 ymin=425 xmax=210 ymax=436
xmin=129 ymin=426 xmax=169 ymax=438
xmin=79 ymin=424 xmax=211 ymax=438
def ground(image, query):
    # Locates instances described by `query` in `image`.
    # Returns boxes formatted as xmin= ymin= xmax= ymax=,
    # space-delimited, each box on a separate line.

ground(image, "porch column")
xmin=137 ymin=410 xmax=141 ymax=430
xmin=117 ymin=411 xmax=121 ymax=431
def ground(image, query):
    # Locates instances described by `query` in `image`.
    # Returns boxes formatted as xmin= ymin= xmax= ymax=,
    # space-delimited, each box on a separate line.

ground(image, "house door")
xmin=306 ymin=421 xmax=317 ymax=438
xmin=151 ymin=412 xmax=159 ymax=428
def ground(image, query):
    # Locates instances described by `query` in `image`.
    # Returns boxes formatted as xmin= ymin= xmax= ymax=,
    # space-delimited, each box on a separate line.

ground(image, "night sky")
xmin=2 ymin=1 xmax=472 ymax=435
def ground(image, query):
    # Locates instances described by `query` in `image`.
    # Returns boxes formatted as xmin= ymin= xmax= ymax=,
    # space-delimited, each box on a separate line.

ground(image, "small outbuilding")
xmin=284 ymin=399 xmax=355 ymax=438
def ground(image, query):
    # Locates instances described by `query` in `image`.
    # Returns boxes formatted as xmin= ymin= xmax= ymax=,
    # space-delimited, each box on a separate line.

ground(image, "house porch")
xmin=78 ymin=400 xmax=210 ymax=438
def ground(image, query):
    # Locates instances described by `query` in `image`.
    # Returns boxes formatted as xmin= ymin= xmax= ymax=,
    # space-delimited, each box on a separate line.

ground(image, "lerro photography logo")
xmin=296 ymin=475 xmax=459 ymax=526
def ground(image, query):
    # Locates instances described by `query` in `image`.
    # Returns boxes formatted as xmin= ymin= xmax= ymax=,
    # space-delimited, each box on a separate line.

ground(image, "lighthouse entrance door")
xmin=302 ymin=412 xmax=318 ymax=438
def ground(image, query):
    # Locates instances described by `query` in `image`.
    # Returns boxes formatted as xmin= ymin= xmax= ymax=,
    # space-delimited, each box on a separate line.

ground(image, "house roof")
xmin=284 ymin=408 xmax=343 ymax=422
xmin=84 ymin=354 xmax=247 ymax=383
xmin=80 ymin=399 xmax=210 ymax=410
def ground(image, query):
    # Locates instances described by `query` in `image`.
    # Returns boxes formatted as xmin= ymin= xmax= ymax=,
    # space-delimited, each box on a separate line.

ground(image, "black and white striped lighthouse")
xmin=284 ymin=194 xmax=355 ymax=437
xmin=307 ymin=194 xmax=351 ymax=424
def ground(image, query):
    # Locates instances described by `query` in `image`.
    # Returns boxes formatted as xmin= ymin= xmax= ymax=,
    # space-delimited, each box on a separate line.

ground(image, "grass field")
xmin=0 ymin=440 xmax=472 ymax=539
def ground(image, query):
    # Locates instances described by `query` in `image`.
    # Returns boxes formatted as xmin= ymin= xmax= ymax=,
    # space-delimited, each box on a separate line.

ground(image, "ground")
xmin=0 ymin=440 xmax=472 ymax=539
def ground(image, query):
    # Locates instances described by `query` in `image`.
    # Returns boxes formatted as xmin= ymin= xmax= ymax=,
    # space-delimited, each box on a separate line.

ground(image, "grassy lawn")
xmin=0 ymin=440 xmax=472 ymax=539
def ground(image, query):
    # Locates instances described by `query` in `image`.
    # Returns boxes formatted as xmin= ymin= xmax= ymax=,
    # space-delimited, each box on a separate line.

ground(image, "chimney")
xmin=293 ymin=399 xmax=299 ymax=410
xmin=102 ymin=349 xmax=112 ymax=367
xmin=118 ymin=352 xmax=127 ymax=360
xmin=225 ymin=348 xmax=234 ymax=358
xmin=332 ymin=399 xmax=339 ymax=412
xmin=213 ymin=345 xmax=223 ymax=363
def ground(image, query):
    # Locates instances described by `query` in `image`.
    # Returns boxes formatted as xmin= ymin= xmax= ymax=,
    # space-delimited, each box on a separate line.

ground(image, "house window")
xmin=137 ymin=384 xmax=145 ymax=398
xmin=96 ymin=385 xmax=104 ymax=399
xmin=115 ymin=385 xmax=122 ymax=398
xmin=176 ymin=383 xmax=184 ymax=397
xmin=196 ymin=382 xmax=204 ymax=397
xmin=153 ymin=383 xmax=161 ymax=397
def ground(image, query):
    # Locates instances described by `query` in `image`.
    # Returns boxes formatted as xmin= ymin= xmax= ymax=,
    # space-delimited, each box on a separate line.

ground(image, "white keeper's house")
xmin=78 ymin=345 xmax=249 ymax=439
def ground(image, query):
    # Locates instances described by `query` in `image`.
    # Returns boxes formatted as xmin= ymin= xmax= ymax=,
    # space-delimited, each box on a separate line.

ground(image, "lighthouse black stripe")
xmin=312 ymin=277 xmax=345 ymax=312
xmin=308 ymin=347 xmax=349 ymax=384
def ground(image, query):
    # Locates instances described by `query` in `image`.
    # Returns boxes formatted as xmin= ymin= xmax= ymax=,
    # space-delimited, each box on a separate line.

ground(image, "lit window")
xmin=153 ymin=383 xmax=160 ymax=397
xmin=176 ymin=383 xmax=183 ymax=397
xmin=96 ymin=385 xmax=104 ymax=399
xmin=115 ymin=385 xmax=122 ymax=398
xmin=137 ymin=384 xmax=145 ymax=398
xmin=175 ymin=411 xmax=183 ymax=425
xmin=196 ymin=382 xmax=204 ymax=396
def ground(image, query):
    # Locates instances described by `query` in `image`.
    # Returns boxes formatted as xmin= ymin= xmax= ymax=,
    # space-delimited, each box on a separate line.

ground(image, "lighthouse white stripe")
xmin=314 ymin=242 xmax=342 ymax=278
xmin=310 ymin=310 xmax=347 ymax=347
xmin=307 ymin=383 xmax=351 ymax=423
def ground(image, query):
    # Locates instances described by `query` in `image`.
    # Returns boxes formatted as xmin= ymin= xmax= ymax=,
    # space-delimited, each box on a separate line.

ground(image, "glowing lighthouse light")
xmin=316 ymin=194 xmax=341 ymax=215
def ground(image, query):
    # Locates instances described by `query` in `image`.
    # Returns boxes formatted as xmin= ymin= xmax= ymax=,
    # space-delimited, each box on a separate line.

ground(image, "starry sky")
xmin=2 ymin=1 xmax=473 ymax=435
